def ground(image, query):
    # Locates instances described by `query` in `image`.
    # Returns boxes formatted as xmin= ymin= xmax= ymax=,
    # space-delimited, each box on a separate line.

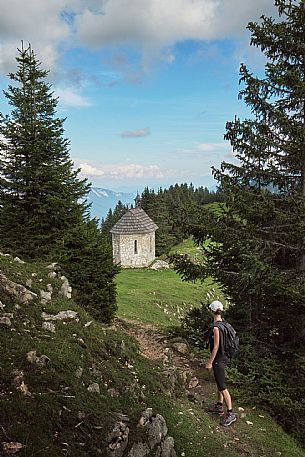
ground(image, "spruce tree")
xmin=0 ymin=44 xmax=90 ymax=258
xmin=60 ymin=219 xmax=119 ymax=323
xmin=0 ymin=44 xmax=118 ymax=322
xmin=174 ymin=0 xmax=305 ymax=439
xmin=140 ymin=184 xmax=223 ymax=254
xmin=100 ymin=201 xmax=128 ymax=242
xmin=141 ymin=188 xmax=176 ymax=255
xmin=100 ymin=208 xmax=114 ymax=242
xmin=177 ymin=0 xmax=305 ymax=344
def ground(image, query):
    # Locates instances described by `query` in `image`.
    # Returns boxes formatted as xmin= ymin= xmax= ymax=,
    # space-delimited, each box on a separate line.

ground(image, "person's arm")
xmin=205 ymin=327 xmax=220 ymax=370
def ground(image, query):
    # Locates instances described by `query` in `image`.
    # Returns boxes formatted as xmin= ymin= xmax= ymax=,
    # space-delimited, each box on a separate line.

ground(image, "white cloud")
xmin=76 ymin=0 xmax=215 ymax=48
xmin=75 ymin=0 xmax=276 ymax=50
xmin=121 ymin=128 xmax=151 ymax=138
xmin=0 ymin=0 xmax=72 ymax=73
xmin=0 ymin=0 xmax=277 ymax=76
xmin=56 ymin=87 xmax=91 ymax=107
xmin=75 ymin=162 xmax=175 ymax=180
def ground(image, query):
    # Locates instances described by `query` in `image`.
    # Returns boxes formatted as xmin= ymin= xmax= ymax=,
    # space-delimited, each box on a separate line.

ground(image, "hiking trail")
xmin=117 ymin=318 xmax=271 ymax=457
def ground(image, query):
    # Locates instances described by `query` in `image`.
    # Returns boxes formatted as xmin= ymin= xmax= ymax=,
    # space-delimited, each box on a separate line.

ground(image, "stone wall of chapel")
xmin=112 ymin=232 xmax=156 ymax=267
xmin=112 ymin=234 xmax=121 ymax=265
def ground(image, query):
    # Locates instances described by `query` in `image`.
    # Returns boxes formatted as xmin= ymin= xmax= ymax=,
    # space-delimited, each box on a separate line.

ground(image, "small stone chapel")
xmin=110 ymin=195 xmax=158 ymax=268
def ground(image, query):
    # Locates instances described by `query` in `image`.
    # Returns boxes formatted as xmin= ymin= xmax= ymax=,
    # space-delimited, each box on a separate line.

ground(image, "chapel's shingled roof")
xmin=110 ymin=207 xmax=158 ymax=234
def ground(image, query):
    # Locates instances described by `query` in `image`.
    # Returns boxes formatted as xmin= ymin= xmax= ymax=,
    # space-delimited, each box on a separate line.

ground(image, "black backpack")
xmin=213 ymin=321 xmax=239 ymax=359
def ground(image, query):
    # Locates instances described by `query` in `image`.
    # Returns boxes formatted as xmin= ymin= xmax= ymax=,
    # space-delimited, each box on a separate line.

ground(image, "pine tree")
xmin=0 ymin=43 xmax=90 ymax=258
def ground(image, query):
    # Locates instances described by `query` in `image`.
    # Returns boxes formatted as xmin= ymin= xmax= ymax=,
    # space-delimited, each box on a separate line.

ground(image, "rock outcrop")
xmin=108 ymin=409 xmax=177 ymax=457
xmin=108 ymin=421 xmax=130 ymax=457
xmin=59 ymin=276 xmax=72 ymax=299
xmin=0 ymin=272 xmax=37 ymax=304
xmin=41 ymin=310 xmax=78 ymax=321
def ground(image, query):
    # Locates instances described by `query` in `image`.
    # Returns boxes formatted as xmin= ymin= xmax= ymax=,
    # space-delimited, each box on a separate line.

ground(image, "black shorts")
xmin=212 ymin=355 xmax=229 ymax=392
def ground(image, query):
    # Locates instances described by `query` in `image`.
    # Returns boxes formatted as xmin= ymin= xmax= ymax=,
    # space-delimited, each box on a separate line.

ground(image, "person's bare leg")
xmin=217 ymin=391 xmax=224 ymax=403
xmin=221 ymin=389 xmax=232 ymax=410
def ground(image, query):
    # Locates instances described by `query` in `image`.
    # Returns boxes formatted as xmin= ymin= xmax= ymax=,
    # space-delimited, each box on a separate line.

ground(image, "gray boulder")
xmin=137 ymin=409 xmax=168 ymax=448
xmin=128 ymin=442 xmax=150 ymax=457
xmin=0 ymin=316 xmax=11 ymax=327
xmin=158 ymin=437 xmax=177 ymax=457
xmin=14 ymin=256 xmax=25 ymax=264
xmin=42 ymin=322 xmax=56 ymax=333
xmin=108 ymin=421 xmax=129 ymax=457
xmin=59 ymin=276 xmax=72 ymax=299
xmin=75 ymin=367 xmax=83 ymax=378
xmin=48 ymin=271 xmax=57 ymax=279
xmin=27 ymin=351 xmax=37 ymax=363
xmin=0 ymin=272 xmax=37 ymax=304
xmin=150 ymin=260 xmax=170 ymax=270
xmin=40 ymin=290 xmax=52 ymax=304
xmin=129 ymin=409 xmax=176 ymax=457
xmin=108 ymin=409 xmax=177 ymax=457
xmin=41 ymin=310 xmax=78 ymax=321
xmin=87 ymin=383 xmax=100 ymax=393
xmin=36 ymin=355 xmax=51 ymax=367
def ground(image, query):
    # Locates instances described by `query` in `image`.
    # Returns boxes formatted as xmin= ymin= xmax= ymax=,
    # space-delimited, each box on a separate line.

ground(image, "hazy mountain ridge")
xmin=87 ymin=187 xmax=135 ymax=220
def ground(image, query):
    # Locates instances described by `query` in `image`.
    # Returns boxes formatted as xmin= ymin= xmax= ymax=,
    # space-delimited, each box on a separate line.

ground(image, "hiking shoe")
xmin=220 ymin=412 xmax=237 ymax=427
xmin=206 ymin=403 xmax=224 ymax=415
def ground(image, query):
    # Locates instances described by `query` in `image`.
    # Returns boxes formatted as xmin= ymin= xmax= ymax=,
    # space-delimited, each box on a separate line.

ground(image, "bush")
xmin=59 ymin=220 xmax=119 ymax=323
xmin=232 ymin=335 xmax=305 ymax=444
xmin=180 ymin=302 xmax=212 ymax=348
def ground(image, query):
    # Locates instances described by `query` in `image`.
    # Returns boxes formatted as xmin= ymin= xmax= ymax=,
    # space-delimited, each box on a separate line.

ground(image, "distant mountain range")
xmin=87 ymin=187 xmax=136 ymax=221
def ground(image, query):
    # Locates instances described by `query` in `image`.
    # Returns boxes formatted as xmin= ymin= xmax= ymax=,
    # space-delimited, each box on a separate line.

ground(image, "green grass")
xmin=169 ymin=238 xmax=206 ymax=260
xmin=116 ymin=268 xmax=224 ymax=326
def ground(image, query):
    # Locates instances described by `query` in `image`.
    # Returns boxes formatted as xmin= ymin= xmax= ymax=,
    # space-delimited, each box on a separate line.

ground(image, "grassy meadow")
xmin=116 ymin=268 xmax=222 ymax=327
xmin=116 ymin=238 xmax=221 ymax=327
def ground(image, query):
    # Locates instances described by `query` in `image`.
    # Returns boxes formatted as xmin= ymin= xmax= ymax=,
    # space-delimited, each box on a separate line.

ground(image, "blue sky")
xmin=0 ymin=0 xmax=276 ymax=192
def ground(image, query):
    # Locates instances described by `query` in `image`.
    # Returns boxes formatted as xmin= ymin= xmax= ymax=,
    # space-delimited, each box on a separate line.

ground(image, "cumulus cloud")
xmin=76 ymin=0 xmax=215 ymax=48
xmin=75 ymin=0 xmax=276 ymax=49
xmin=121 ymin=128 xmax=151 ymax=138
xmin=75 ymin=162 xmax=175 ymax=180
xmin=0 ymin=0 xmax=277 ymax=77
xmin=0 ymin=0 xmax=72 ymax=74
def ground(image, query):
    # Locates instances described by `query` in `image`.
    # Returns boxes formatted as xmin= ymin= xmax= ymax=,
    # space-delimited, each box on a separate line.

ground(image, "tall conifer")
xmin=174 ymin=2 xmax=305 ymax=438
xmin=176 ymin=0 xmax=305 ymax=344
xmin=0 ymin=44 xmax=90 ymax=258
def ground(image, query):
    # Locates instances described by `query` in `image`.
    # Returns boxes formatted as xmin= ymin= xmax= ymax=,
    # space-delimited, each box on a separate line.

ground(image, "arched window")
xmin=134 ymin=240 xmax=138 ymax=254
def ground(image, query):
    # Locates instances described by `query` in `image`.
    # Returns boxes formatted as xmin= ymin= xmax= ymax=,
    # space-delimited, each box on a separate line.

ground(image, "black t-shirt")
xmin=208 ymin=322 xmax=225 ymax=357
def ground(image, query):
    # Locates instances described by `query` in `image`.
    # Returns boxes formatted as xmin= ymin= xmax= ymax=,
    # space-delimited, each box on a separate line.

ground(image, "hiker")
xmin=205 ymin=300 xmax=237 ymax=427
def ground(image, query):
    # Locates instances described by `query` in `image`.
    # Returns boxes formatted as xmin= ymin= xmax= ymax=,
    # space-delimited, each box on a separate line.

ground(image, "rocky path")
xmin=117 ymin=319 xmax=264 ymax=457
